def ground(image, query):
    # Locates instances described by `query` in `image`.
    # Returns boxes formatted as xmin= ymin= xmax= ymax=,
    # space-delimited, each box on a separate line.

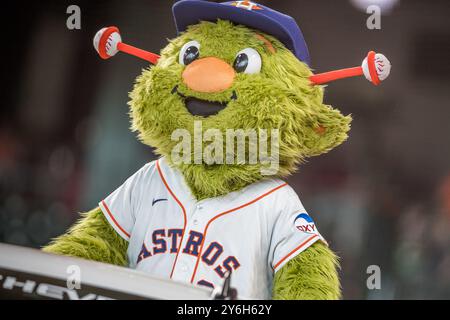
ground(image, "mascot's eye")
xmin=233 ymin=48 xmax=261 ymax=74
xmin=179 ymin=40 xmax=200 ymax=65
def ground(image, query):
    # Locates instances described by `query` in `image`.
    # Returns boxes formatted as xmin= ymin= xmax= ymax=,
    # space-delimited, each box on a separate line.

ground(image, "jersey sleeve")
xmin=269 ymin=186 xmax=326 ymax=273
xmin=98 ymin=163 xmax=151 ymax=241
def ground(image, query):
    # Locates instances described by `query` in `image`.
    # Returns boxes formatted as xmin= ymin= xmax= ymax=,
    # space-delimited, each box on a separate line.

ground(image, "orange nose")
xmin=182 ymin=57 xmax=235 ymax=93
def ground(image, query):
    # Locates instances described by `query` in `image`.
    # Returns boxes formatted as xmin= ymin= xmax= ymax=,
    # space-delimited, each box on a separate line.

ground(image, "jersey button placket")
xmin=172 ymin=228 xmax=194 ymax=281
xmin=172 ymin=204 xmax=204 ymax=282
xmin=190 ymin=202 xmax=208 ymax=283
xmin=191 ymin=202 xmax=204 ymax=227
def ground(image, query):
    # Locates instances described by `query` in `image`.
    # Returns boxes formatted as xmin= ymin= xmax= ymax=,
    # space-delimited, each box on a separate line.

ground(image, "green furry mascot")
xmin=44 ymin=1 xmax=391 ymax=300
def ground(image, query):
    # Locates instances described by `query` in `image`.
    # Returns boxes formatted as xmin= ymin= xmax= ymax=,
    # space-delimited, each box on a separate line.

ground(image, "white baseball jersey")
xmin=99 ymin=157 xmax=326 ymax=299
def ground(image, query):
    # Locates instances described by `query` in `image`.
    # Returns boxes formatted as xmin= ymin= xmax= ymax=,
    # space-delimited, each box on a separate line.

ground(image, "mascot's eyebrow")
xmin=255 ymin=34 xmax=276 ymax=54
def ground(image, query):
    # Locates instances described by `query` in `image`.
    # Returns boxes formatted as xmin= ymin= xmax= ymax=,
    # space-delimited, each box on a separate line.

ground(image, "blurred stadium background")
xmin=1 ymin=0 xmax=450 ymax=299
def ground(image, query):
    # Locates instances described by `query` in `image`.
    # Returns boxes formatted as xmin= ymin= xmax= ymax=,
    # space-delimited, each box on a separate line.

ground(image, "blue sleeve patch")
xmin=294 ymin=213 xmax=317 ymax=234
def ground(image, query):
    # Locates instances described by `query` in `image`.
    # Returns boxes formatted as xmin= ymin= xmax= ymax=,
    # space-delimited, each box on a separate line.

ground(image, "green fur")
xmin=43 ymin=207 xmax=128 ymax=266
xmin=45 ymin=19 xmax=347 ymax=300
xmin=129 ymin=20 xmax=351 ymax=200
xmin=273 ymin=242 xmax=341 ymax=300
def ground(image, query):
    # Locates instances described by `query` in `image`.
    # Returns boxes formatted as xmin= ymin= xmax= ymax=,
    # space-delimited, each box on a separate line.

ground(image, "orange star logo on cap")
xmin=230 ymin=1 xmax=263 ymax=11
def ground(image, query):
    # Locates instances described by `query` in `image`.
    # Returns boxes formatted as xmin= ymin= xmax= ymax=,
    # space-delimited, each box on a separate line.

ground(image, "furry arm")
xmin=272 ymin=242 xmax=341 ymax=300
xmin=43 ymin=207 xmax=128 ymax=266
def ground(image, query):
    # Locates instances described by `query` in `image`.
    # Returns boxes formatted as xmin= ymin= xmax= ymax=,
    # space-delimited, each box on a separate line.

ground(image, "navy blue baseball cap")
xmin=172 ymin=0 xmax=311 ymax=65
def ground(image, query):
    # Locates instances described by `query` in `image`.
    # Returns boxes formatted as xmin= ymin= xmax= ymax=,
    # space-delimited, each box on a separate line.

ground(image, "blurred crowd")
xmin=1 ymin=0 xmax=450 ymax=299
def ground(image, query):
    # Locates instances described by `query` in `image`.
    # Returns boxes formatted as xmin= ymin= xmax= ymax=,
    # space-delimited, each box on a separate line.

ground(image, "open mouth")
xmin=172 ymin=85 xmax=237 ymax=117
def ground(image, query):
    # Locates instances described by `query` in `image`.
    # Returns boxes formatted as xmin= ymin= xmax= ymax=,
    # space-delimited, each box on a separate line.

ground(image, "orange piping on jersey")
xmin=272 ymin=234 xmax=319 ymax=271
xmin=190 ymin=183 xmax=288 ymax=284
xmin=156 ymin=159 xmax=188 ymax=278
xmin=101 ymin=200 xmax=131 ymax=239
